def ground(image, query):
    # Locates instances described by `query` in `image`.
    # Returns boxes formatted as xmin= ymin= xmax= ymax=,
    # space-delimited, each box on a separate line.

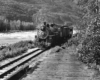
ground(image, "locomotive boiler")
xmin=35 ymin=22 xmax=73 ymax=49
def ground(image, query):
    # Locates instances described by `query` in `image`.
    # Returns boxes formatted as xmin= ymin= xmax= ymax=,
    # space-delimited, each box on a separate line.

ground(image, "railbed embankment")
xmin=22 ymin=46 xmax=99 ymax=80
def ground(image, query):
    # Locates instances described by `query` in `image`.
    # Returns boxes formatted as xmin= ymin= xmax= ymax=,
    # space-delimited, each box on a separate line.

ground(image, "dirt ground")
xmin=22 ymin=46 xmax=100 ymax=80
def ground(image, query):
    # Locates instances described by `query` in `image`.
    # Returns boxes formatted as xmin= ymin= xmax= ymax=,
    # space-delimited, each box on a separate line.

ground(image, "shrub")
xmin=78 ymin=35 xmax=100 ymax=65
xmin=0 ymin=40 xmax=35 ymax=61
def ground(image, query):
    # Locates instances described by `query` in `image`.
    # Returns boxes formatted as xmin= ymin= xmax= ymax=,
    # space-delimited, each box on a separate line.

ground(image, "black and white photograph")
xmin=0 ymin=0 xmax=100 ymax=80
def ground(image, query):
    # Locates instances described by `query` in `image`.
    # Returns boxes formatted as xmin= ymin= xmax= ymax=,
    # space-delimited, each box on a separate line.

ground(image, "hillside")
xmin=0 ymin=0 xmax=87 ymax=26
xmin=0 ymin=0 xmax=36 ymax=22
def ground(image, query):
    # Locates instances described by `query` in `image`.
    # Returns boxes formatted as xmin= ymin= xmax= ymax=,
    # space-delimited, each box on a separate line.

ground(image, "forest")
xmin=0 ymin=17 xmax=35 ymax=32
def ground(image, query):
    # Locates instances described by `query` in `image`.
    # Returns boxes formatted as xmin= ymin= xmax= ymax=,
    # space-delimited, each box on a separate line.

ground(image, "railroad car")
xmin=35 ymin=22 xmax=73 ymax=49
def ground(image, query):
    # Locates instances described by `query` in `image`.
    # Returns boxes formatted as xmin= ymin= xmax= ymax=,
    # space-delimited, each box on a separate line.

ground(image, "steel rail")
xmin=0 ymin=48 xmax=39 ymax=69
xmin=0 ymin=48 xmax=45 ymax=80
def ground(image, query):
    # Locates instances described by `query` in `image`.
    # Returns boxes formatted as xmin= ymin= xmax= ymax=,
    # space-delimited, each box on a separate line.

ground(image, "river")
xmin=0 ymin=31 xmax=37 ymax=46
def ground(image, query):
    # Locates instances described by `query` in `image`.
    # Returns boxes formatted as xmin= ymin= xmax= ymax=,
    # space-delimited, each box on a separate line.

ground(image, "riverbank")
xmin=0 ymin=40 xmax=35 ymax=61
xmin=0 ymin=31 xmax=37 ymax=61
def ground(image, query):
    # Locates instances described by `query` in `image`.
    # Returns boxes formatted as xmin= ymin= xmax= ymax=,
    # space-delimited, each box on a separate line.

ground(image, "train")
xmin=35 ymin=22 xmax=73 ymax=49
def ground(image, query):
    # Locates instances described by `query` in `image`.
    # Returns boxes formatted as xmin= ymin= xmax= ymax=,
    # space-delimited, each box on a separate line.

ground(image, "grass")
xmin=0 ymin=40 xmax=35 ymax=61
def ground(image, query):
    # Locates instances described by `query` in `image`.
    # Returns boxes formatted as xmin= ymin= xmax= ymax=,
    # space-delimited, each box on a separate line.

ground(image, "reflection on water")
xmin=0 ymin=31 xmax=37 ymax=46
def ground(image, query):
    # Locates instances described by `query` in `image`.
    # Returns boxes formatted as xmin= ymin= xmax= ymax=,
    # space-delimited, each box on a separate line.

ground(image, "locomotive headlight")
xmin=37 ymin=30 xmax=44 ymax=37
xmin=58 ymin=28 xmax=61 ymax=31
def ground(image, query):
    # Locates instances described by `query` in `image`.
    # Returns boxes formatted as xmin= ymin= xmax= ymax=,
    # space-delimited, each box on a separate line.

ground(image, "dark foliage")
xmin=78 ymin=35 xmax=100 ymax=65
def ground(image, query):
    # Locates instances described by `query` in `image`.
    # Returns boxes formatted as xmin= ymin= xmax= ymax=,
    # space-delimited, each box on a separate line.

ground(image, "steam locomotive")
xmin=35 ymin=22 xmax=73 ymax=49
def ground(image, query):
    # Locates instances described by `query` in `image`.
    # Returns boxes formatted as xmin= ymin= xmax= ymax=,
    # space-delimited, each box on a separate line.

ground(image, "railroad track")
xmin=0 ymin=47 xmax=45 ymax=80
